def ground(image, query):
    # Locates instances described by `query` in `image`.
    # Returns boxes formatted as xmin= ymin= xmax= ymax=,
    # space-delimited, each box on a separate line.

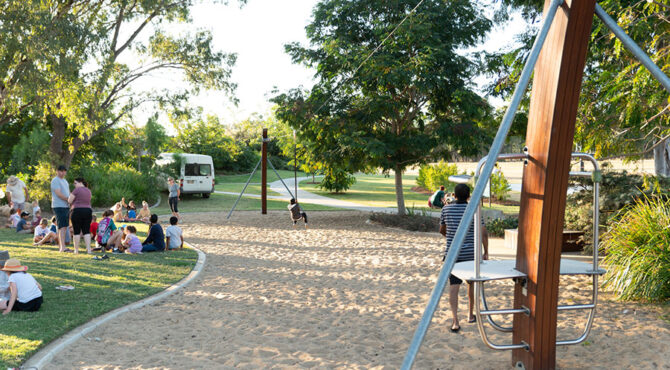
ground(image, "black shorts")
xmin=71 ymin=207 xmax=93 ymax=235
xmin=14 ymin=296 xmax=43 ymax=312
xmin=449 ymin=274 xmax=463 ymax=285
xmin=54 ymin=207 xmax=70 ymax=229
xmin=169 ymin=197 xmax=179 ymax=213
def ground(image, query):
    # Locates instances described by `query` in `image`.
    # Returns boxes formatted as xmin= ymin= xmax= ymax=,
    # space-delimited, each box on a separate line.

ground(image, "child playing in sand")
xmin=288 ymin=198 xmax=308 ymax=229
xmin=120 ymin=226 xmax=142 ymax=254
xmin=165 ymin=216 xmax=183 ymax=250
xmin=0 ymin=258 xmax=43 ymax=314
xmin=34 ymin=218 xmax=57 ymax=245
xmin=138 ymin=201 xmax=151 ymax=223
xmin=16 ymin=212 xmax=33 ymax=234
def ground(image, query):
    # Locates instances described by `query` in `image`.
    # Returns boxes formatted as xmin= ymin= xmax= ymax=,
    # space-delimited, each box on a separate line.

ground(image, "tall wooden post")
xmin=261 ymin=128 xmax=268 ymax=215
xmin=512 ymin=1 xmax=595 ymax=369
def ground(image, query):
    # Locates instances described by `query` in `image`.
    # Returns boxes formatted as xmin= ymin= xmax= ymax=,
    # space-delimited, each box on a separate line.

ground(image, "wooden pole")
xmin=261 ymin=128 xmax=268 ymax=215
xmin=512 ymin=1 xmax=595 ymax=369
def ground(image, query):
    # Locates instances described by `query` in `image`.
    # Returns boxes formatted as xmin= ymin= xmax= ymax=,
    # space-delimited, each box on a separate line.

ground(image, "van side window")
xmin=185 ymin=163 xmax=212 ymax=176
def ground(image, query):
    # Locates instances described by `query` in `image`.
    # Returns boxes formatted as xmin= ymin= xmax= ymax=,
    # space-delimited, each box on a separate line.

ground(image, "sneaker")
xmin=112 ymin=249 xmax=123 ymax=254
xmin=101 ymin=254 xmax=110 ymax=260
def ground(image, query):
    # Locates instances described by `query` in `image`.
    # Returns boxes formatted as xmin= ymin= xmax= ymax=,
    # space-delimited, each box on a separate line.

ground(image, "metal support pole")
xmin=595 ymin=4 xmax=670 ymax=93
xmin=267 ymin=158 xmax=295 ymax=199
xmin=226 ymin=158 xmax=262 ymax=219
xmin=294 ymin=130 xmax=298 ymax=202
xmin=400 ymin=1 xmax=562 ymax=367
xmin=262 ymin=128 xmax=268 ymax=215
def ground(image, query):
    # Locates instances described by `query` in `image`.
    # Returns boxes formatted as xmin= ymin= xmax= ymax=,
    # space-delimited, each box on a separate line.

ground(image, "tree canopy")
xmin=274 ymin=0 xmax=494 ymax=214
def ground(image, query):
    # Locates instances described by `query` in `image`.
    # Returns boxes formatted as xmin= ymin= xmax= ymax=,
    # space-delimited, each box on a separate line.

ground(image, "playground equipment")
xmin=226 ymin=128 xmax=298 ymax=219
xmin=402 ymin=0 xmax=670 ymax=369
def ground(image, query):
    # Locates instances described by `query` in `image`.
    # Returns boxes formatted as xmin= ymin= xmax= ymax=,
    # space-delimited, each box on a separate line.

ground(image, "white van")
xmin=156 ymin=153 xmax=215 ymax=198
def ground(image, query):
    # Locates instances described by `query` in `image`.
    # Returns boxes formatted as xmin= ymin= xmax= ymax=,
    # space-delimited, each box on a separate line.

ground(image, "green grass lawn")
xmin=151 ymin=192 xmax=339 ymax=215
xmin=215 ymin=169 xmax=307 ymax=185
xmin=214 ymin=183 xmax=282 ymax=196
xmin=0 ymin=224 xmax=198 ymax=368
xmin=299 ymin=173 xmax=520 ymax=215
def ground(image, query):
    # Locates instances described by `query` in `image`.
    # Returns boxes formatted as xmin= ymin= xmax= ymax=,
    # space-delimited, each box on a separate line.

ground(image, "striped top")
xmin=440 ymin=201 xmax=484 ymax=262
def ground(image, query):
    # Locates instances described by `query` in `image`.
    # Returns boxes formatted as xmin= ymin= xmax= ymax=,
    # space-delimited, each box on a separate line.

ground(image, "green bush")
xmin=601 ymin=196 xmax=670 ymax=302
xmin=369 ymin=210 xmax=440 ymax=232
xmin=318 ymin=167 xmax=356 ymax=193
xmin=416 ymin=161 xmax=462 ymax=191
xmin=485 ymin=217 xmax=519 ymax=237
xmin=565 ymin=170 xmax=670 ymax=254
xmin=490 ymin=170 xmax=511 ymax=201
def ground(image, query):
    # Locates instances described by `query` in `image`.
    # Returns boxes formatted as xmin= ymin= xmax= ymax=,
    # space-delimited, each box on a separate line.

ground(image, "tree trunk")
xmin=394 ymin=165 xmax=406 ymax=215
xmin=653 ymin=138 xmax=670 ymax=177
xmin=48 ymin=115 xmax=75 ymax=168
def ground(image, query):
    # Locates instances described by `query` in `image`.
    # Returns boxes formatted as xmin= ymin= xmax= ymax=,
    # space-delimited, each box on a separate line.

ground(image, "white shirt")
xmin=6 ymin=180 xmax=26 ymax=204
xmin=8 ymin=272 xmax=42 ymax=303
xmin=34 ymin=225 xmax=49 ymax=237
xmin=165 ymin=225 xmax=183 ymax=249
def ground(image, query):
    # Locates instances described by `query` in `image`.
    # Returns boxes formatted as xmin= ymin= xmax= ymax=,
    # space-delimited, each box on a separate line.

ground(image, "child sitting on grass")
xmin=5 ymin=208 xmax=19 ymax=229
xmin=0 ymin=258 xmax=43 ymax=314
xmin=16 ymin=212 xmax=33 ymax=234
xmin=288 ymin=198 xmax=308 ymax=229
xmin=32 ymin=209 xmax=42 ymax=228
xmin=34 ymin=218 xmax=57 ymax=245
xmin=138 ymin=201 xmax=151 ymax=223
xmin=120 ymin=225 xmax=142 ymax=254
xmin=165 ymin=216 xmax=183 ymax=250
xmin=125 ymin=200 xmax=137 ymax=221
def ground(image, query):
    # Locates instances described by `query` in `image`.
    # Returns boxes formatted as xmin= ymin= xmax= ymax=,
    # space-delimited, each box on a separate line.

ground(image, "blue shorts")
xmin=54 ymin=207 xmax=70 ymax=229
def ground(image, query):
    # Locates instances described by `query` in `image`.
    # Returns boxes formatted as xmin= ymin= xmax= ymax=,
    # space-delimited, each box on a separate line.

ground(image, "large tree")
xmin=1 ymin=1 xmax=239 ymax=167
xmin=274 ymin=0 xmax=494 ymax=214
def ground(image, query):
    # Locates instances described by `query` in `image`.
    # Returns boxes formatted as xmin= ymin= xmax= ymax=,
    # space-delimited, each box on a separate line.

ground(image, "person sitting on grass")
xmin=112 ymin=202 xmax=125 ymax=222
xmin=32 ymin=200 xmax=40 ymax=218
xmin=138 ymin=201 xmax=151 ymax=223
xmin=0 ymin=258 xmax=43 ymax=314
xmin=96 ymin=210 xmax=118 ymax=251
xmin=5 ymin=208 xmax=20 ymax=229
xmin=16 ymin=212 xmax=33 ymax=234
xmin=0 ymin=251 xmax=11 ymax=302
xmin=124 ymin=200 xmax=137 ymax=221
xmin=288 ymin=198 xmax=308 ymax=229
xmin=141 ymin=214 xmax=165 ymax=252
xmin=111 ymin=225 xmax=127 ymax=253
xmin=120 ymin=225 xmax=142 ymax=254
xmin=34 ymin=218 xmax=57 ymax=245
xmin=90 ymin=214 xmax=98 ymax=237
xmin=165 ymin=216 xmax=183 ymax=250
xmin=32 ymin=209 xmax=42 ymax=228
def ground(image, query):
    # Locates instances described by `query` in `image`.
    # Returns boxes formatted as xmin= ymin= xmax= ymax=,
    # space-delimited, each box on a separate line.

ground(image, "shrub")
xmin=490 ymin=170 xmax=511 ymax=201
xmin=369 ymin=209 xmax=440 ymax=232
xmin=318 ymin=167 xmax=356 ymax=193
xmin=601 ymin=196 xmax=670 ymax=302
xmin=565 ymin=170 xmax=670 ymax=254
xmin=73 ymin=163 xmax=161 ymax=207
xmin=485 ymin=217 xmax=519 ymax=237
xmin=416 ymin=161 xmax=462 ymax=191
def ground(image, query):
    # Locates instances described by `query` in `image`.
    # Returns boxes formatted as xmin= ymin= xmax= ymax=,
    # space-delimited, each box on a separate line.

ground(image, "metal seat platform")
xmin=451 ymin=259 xmax=605 ymax=282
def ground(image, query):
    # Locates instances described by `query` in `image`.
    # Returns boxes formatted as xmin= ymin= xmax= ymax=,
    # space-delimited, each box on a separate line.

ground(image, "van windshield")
xmin=185 ymin=163 xmax=212 ymax=176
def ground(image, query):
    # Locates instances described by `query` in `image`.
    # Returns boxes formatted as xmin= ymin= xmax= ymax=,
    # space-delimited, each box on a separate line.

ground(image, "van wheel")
xmin=202 ymin=193 xmax=210 ymax=199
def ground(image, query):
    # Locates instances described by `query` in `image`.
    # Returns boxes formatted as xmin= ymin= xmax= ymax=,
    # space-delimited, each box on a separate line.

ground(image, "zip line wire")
xmin=312 ymin=0 xmax=426 ymax=115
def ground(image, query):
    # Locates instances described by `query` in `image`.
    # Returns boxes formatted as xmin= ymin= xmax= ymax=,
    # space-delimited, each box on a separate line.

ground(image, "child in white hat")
xmin=0 ymin=258 xmax=43 ymax=314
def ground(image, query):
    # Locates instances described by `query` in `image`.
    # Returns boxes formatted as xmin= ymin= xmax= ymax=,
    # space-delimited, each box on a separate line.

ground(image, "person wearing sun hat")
xmin=0 ymin=258 xmax=43 ymax=314
xmin=0 ymin=251 xmax=10 ymax=301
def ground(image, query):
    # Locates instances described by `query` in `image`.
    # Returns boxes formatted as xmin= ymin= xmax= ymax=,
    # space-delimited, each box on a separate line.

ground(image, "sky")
xmin=132 ymin=0 xmax=529 ymax=129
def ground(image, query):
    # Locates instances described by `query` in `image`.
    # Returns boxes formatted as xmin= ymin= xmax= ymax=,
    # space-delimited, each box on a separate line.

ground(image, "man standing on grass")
xmin=439 ymin=183 xmax=488 ymax=332
xmin=51 ymin=165 xmax=71 ymax=253
xmin=5 ymin=176 xmax=29 ymax=211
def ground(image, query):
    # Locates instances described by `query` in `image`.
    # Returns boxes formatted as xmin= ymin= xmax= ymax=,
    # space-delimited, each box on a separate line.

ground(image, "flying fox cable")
xmin=312 ymin=0 xmax=426 ymax=115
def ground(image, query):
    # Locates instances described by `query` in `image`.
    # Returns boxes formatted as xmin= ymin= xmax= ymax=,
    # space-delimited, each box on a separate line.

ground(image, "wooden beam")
xmin=512 ymin=1 xmax=596 ymax=369
xmin=262 ymin=128 xmax=268 ymax=215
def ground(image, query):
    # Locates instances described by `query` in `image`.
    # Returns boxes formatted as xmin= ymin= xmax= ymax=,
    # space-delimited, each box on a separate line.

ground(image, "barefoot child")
xmin=288 ymin=198 xmax=308 ymax=229
xmin=121 ymin=226 xmax=142 ymax=254
xmin=0 ymin=258 xmax=43 ymax=314
xmin=34 ymin=219 xmax=57 ymax=245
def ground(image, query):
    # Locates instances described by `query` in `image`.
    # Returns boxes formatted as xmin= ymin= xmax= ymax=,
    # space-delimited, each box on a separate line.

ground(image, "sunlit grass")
xmin=0 ymin=226 xmax=197 ymax=368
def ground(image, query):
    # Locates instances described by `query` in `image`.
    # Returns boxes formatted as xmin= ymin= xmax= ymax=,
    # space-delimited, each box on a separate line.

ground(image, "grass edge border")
xmin=22 ymin=242 xmax=205 ymax=369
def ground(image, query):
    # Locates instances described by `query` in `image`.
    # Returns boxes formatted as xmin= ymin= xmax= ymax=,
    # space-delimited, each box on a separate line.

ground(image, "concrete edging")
xmin=23 ymin=242 xmax=206 ymax=369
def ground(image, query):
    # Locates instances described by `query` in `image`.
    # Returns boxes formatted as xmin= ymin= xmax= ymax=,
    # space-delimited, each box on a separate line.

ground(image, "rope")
xmin=313 ymin=0 xmax=426 ymax=115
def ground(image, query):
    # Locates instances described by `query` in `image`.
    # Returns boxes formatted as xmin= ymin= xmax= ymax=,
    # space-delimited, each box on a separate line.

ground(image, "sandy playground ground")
xmin=47 ymin=211 xmax=669 ymax=369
